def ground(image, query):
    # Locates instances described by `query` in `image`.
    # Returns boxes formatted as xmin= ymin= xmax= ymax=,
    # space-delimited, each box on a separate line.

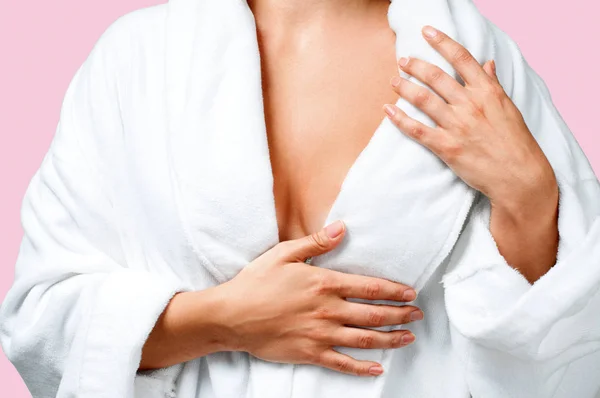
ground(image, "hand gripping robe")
xmin=1 ymin=0 xmax=599 ymax=397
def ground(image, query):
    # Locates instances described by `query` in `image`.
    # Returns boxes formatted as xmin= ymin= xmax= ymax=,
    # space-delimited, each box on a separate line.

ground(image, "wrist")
xmin=160 ymin=289 xmax=234 ymax=357
xmin=489 ymin=166 xmax=558 ymax=225
xmin=140 ymin=288 xmax=241 ymax=370
xmin=200 ymin=283 xmax=245 ymax=353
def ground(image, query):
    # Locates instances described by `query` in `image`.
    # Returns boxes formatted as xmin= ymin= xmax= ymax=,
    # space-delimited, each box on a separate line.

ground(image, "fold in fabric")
xmin=0 ymin=14 xmax=191 ymax=398
xmin=442 ymin=20 xmax=600 ymax=397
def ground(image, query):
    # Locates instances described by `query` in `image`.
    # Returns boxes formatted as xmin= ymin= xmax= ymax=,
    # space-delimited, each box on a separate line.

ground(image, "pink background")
xmin=1 ymin=0 xmax=598 ymax=395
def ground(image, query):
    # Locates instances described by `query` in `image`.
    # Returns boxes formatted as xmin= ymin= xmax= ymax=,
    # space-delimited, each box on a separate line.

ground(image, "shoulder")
xmin=58 ymin=5 xmax=169 ymax=163
xmin=105 ymin=4 xmax=168 ymax=44
xmin=84 ymin=4 xmax=168 ymax=73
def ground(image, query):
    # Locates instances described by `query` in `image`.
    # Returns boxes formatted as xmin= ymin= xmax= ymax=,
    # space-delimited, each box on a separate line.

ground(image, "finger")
xmin=331 ymin=327 xmax=416 ymax=350
xmin=383 ymin=103 xmax=448 ymax=156
xmin=483 ymin=59 xmax=500 ymax=84
xmin=421 ymin=25 xmax=493 ymax=87
xmin=338 ymin=302 xmax=424 ymax=328
xmin=317 ymin=349 xmax=385 ymax=377
xmin=326 ymin=270 xmax=418 ymax=302
xmin=281 ymin=220 xmax=346 ymax=262
xmin=390 ymin=75 xmax=456 ymax=129
xmin=396 ymin=56 xmax=466 ymax=104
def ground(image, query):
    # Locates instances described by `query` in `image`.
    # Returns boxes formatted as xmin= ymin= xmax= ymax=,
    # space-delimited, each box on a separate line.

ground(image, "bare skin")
xmin=140 ymin=0 xmax=421 ymax=376
xmin=254 ymin=0 xmax=401 ymax=241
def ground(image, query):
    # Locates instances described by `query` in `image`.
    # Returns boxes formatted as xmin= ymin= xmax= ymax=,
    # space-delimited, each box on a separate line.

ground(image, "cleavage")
xmin=259 ymin=21 xmax=400 ymax=242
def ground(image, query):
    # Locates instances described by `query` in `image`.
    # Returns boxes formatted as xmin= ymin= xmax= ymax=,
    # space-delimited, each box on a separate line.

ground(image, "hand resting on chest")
xmin=140 ymin=220 xmax=423 ymax=377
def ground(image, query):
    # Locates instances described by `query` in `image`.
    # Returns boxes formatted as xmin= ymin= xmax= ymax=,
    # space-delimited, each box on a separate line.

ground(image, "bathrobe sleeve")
xmin=442 ymin=19 xmax=600 ymax=398
xmin=0 ymin=17 xmax=189 ymax=398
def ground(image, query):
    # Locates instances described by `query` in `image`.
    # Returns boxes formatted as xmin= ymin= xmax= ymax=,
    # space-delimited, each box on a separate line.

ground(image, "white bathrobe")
xmin=1 ymin=0 xmax=599 ymax=397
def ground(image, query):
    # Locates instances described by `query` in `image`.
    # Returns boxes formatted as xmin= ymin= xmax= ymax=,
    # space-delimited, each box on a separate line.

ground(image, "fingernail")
xmin=390 ymin=75 xmax=401 ymax=86
xmin=324 ymin=220 xmax=344 ymax=239
xmin=398 ymin=57 xmax=409 ymax=67
xmin=402 ymin=333 xmax=416 ymax=344
xmin=402 ymin=289 xmax=417 ymax=301
xmin=369 ymin=365 xmax=384 ymax=375
xmin=410 ymin=310 xmax=424 ymax=321
xmin=491 ymin=59 xmax=496 ymax=73
xmin=423 ymin=26 xmax=437 ymax=38
xmin=383 ymin=104 xmax=396 ymax=117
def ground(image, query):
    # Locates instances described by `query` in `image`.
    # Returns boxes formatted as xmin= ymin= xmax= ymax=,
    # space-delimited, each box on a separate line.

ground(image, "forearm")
xmin=489 ymin=173 xmax=560 ymax=284
xmin=139 ymin=288 xmax=234 ymax=370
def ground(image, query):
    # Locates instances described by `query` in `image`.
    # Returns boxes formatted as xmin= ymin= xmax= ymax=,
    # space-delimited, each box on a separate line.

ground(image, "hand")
xmin=213 ymin=220 xmax=423 ymax=377
xmin=383 ymin=25 xmax=558 ymax=216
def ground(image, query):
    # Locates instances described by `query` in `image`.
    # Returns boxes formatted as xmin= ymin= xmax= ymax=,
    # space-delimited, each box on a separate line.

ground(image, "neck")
xmin=246 ymin=0 xmax=388 ymax=33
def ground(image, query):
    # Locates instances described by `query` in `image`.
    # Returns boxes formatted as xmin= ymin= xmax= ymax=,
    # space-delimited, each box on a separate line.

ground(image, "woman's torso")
xmin=110 ymin=3 xmax=476 ymax=397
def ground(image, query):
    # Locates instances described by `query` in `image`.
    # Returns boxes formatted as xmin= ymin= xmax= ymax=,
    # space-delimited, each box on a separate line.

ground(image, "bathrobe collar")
xmin=163 ymin=0 xmax=492 ymax=286
xmin=165 ymin=0 xmax=466 ymax=130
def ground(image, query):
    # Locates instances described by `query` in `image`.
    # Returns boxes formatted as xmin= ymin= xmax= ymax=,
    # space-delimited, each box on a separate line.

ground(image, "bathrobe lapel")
xmin=164 ymin=0 xmax=495 ymax=289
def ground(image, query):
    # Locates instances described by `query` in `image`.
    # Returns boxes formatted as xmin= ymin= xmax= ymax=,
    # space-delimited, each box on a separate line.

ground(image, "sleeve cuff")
xmin=443 ymin=174 xmax=600 ymax=353
xmin=75 ymin=270 xmax=189 ymax=397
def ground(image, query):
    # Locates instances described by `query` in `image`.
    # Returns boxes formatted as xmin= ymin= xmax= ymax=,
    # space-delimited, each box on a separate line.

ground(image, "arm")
xmin=139 ymin=290 xmax=228 ymax=370
xmin=0 ymin=16 xmax=189 ymax=397
xmin=487 ymin=178 xmax=559 ymax=284
xmin=442 ymin=19 xmax=600 ymax=398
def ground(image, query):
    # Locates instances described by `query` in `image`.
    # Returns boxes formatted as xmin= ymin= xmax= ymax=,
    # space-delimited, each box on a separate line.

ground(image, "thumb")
xmin=284 ymin=220 xmax=346 ymax=262
xmin=483 ymin=59 xmax=500 ymax=83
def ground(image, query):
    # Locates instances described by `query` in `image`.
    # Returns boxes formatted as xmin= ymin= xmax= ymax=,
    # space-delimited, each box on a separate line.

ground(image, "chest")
xmin=259 ymin=26 xmax=400 ymax=242
xmin=118 ymin=10 xmax=477 ymax=289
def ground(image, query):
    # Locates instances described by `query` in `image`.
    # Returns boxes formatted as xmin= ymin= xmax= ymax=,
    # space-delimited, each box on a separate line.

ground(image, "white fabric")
xmin=1 ymin=0 xmax=599 ymax=397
